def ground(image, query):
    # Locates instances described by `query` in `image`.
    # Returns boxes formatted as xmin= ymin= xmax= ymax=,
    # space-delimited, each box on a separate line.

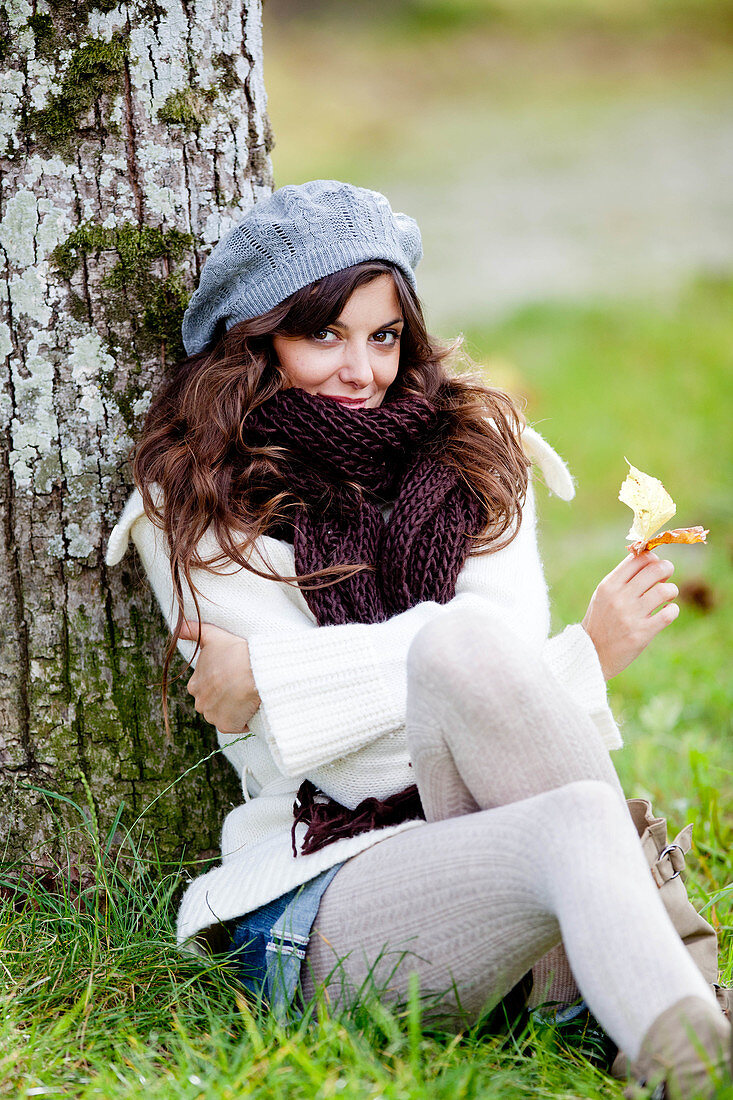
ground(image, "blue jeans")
xmin=228 ymin=865 xmax=342 ymax=1021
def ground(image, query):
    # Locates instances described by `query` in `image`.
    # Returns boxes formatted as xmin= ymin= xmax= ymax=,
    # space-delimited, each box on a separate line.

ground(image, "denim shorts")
xmin=227 ymin=864 xmax=342 ymax=1020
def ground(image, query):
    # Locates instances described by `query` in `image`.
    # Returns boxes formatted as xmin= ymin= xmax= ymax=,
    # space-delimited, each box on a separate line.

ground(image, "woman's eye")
xmin=372 ymin=330 xmax=399 ymax=346
xmin=312 ymin=329 xmax=337 ymax=343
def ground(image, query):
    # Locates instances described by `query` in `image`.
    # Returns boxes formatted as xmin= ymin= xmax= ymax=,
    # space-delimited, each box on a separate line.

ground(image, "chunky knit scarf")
xmin=245 ymin=388 xmax=483 ymax=625
xmin=245 ymin=387 xmax=484 ymax=853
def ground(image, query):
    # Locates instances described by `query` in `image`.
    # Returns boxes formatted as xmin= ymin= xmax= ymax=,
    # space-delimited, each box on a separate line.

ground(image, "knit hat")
xmin=181 ymin=180 xmax=423 ymax=356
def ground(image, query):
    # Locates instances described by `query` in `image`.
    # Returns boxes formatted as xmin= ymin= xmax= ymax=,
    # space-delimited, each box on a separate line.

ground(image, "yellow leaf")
xmin=619 ymin=460 xmax=676 ymax=545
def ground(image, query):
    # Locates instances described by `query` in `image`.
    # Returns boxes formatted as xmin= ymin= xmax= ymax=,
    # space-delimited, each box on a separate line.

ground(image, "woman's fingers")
xmin=180 ymin=621 xmax=260 ymax=732
xmin=640 ymin=580 xmax=679 ymax=617
xmin=605 ymin=550 xmax=660 ymax=585
xmin=187 ymin=665 xmax=201 ymax=692
xmin=647 ymin=600 xmax=680 ymax=636
xmin=581 ymin=551 xmax=682 ymax=679
xmin=180 ymin=620 xmax=233 ymax=644
xmin=627 ymin=557 xmax=675 ymax=598
xmin=179 ymin=619 xmax=200 ymax=642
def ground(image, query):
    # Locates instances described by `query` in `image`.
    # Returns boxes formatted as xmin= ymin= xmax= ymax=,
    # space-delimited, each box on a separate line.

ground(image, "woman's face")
xmin=272 ymin=274 xmax=404 ymax=409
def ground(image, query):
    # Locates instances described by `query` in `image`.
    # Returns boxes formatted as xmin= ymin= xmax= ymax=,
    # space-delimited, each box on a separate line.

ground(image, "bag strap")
xmin=649 ymin=823 xmax=693 ymax=888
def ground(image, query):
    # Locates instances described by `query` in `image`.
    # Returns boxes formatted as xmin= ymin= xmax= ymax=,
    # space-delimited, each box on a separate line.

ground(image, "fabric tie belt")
xmin=291 ymin=779 xmax=426 ymax=857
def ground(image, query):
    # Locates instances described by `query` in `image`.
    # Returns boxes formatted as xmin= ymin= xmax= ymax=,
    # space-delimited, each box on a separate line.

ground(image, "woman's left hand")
xmin=179 ymin=621 xmax=261 ymax=734
xmin=581 ymin=551 xmax=679 ymax=680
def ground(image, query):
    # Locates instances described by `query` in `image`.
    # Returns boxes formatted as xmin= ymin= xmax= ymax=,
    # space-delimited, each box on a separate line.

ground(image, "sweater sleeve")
xmin=107 ymin=433 xmax=621 ymax=783
xmin=106 ymin=490 xmax=491 ymax=776
xmin=544 ymin=624 xmax=622 ymax=750
xmin=248 ymin=592 xmax=487 ymax=778
xmin=248 ymin=478 xmax=622 ymax=777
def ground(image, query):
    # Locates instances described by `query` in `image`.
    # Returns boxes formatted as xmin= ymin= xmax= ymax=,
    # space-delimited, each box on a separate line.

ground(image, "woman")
xmin=107 ymin=180 xmax=729 ymax=1097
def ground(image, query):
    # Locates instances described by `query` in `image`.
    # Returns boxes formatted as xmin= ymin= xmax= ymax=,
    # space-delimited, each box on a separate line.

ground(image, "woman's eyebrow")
xmin=331 ymin=316 xmax=404 ymax=332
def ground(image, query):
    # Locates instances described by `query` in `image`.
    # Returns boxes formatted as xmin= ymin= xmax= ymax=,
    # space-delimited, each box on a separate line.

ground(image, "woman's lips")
xmin=320 ymin=395 xmax=369 ymax=406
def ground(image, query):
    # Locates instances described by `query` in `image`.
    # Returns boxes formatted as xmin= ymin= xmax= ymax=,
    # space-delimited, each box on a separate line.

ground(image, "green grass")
xmin=2 ymin=276 xmax=731 ymax=1096
xmin=0 ymin=821 xmax=699 ymax=1100
xmin=0 ymin=810 xmax=623 ymax=1098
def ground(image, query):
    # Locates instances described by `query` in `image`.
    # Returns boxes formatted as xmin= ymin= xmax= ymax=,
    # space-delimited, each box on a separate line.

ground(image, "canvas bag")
xmin=529 ymin=797 xmax=729 ymax=1017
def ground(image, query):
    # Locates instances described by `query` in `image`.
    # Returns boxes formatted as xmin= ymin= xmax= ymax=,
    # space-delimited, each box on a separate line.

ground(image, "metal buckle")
xmin=658 ymin=842 xmax=684 ymax=881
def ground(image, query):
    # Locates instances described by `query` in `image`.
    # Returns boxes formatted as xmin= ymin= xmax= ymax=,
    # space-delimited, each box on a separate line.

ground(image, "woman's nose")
xmin=338 ymin=342 xmax=374 ymax=387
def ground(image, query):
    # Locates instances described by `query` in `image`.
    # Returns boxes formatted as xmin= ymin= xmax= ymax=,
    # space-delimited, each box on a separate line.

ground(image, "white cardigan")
xmin=106 ymin=428 xmax=621 ymax=946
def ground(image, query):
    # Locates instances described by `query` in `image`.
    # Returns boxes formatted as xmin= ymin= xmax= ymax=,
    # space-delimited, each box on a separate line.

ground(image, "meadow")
xmin=3 ymin=3 xmax=732 ymax=1096
xmin=2 ymin=275 xmax=730 ymax=1098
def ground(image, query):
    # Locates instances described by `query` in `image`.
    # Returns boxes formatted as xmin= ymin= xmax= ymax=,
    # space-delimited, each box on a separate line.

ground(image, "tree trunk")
xmin=0 ymin=0 xmax=273 ymax=870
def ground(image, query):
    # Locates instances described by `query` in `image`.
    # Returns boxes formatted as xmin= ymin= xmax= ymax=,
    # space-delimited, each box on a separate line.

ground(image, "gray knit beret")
xmin=182 ymin=180 xmax=423 ymax=356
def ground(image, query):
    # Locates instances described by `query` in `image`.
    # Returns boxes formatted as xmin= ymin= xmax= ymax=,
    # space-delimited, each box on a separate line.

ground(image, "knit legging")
xmin=301 ymin=608 xmax=718 ymax=1061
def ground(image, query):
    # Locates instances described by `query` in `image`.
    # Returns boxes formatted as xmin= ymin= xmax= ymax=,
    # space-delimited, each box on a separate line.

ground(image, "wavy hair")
xmin=133 ymin=261 xmax=530 ymax=718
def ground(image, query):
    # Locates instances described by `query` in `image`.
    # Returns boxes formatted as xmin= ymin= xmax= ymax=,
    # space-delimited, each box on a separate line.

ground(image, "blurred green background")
xmin=262 ymin=0 xmax=733 ymax=832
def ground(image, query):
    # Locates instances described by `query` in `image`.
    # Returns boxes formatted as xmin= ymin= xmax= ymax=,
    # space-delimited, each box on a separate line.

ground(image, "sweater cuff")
xmin=544 ymin=623 xmax=623 ymax=751
xmin=247 ymin=602 xmax=439 ymax=777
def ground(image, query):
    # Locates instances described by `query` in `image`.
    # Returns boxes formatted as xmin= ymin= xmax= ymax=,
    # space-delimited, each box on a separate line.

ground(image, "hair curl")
xmin=133 ymin=261 xmax=530 ymax=722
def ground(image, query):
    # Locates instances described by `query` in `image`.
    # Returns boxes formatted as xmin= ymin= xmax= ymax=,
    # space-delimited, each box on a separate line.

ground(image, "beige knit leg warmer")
xmin=406 ymin=605 xmax=620 ymax=1010
xmin=405 ymin=606 xmax=626 ymax=815
xmin=303 ymin=607 xmax=726 ymax=1085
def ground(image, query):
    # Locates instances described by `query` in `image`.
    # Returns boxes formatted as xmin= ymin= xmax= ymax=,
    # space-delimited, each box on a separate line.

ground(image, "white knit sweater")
xmin=106 ymin=428 xmax=621 ymax=945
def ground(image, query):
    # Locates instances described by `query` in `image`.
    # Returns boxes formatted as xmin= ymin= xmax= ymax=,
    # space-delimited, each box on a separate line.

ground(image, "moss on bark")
xmin=158 ymin=88 xmax=215 ymax=129
xmin=158 ymin=55 xmax=244 ymax=132
xmin=23 ymin=33 xmax=129 ymax=155
xmin=53 ymin=223 xmax=195 ymax=360
xmin=2 ymin=563 xmax=240 ymax=874
xmin=26 ymin=13 xmax=56 ymax=57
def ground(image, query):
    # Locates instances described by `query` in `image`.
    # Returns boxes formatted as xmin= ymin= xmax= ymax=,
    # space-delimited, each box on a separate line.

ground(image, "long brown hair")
xmin=134 ymin=261 xmax=530 ymax=715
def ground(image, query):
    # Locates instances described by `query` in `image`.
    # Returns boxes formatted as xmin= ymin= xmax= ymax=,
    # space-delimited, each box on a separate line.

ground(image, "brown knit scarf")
xmin=245 ymin=388 xmax=485 ymax=855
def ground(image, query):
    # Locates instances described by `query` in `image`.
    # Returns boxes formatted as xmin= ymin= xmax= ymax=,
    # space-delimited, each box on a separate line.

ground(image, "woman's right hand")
xmin=581 ymin=551 xmax=679 ymax=681
xmin=179 ymin=620 xmax=261 ymax=734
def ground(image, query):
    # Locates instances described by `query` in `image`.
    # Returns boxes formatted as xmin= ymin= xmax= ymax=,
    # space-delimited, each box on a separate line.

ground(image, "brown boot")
xmin=626 ymin=996 xmax=731 ymax=1099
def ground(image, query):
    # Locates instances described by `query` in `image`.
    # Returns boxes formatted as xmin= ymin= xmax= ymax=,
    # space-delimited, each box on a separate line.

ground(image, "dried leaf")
xmin=629 ymin=526 xmax=709 ymax=555
xmin=620 ymin=461 xmax=708 ymax=555
xmin=619 ymin=460 xmax=676 ymax=545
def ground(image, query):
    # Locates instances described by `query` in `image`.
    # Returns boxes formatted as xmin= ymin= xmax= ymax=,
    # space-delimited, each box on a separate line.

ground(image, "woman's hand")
xmin=581 ymin=552 xmax=679 ymax=680
xmin=179 ymin=621 xmax=261 ymax=734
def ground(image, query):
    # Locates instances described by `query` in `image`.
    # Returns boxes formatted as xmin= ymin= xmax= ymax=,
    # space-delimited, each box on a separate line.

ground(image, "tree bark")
xmin=0 ymin=0 xmax=273 ymax=869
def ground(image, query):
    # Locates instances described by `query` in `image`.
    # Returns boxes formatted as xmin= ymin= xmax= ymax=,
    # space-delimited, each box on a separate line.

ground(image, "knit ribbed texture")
xmin=105 ymin=433 xmax=622 ymax=944
xmin=405 ymin=608 xmax=627 ymax=809
xmin=250 ymin=601 xmax=439 ymax=785
xmin=303 ymin=785 xmax=719 ymax=1059
xmin=303 ymin=610 xmax=718 ymax=1063
xmin=244 ymin=389 xmax=482 ymax=626
xmin=182 ymin=181 xmax=423 ymax=356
